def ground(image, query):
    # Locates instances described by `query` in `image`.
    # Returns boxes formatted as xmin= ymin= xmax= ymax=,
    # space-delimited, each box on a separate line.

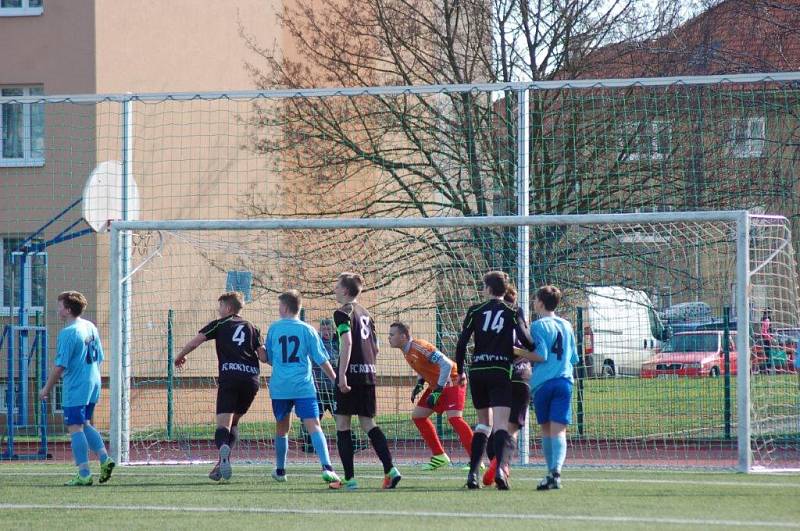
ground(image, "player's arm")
xmin=333 ymin=309 xmax=352 ymax=392
xmin=426 ymin=349 xmax=455 ymax=407
xmin=428 ymin=349 xmax=455 ymax=388
xmin=175 ymin=332 xmax=207 ymax=367
xmin=454 ymin=309 xmax=474 ymax=377
xmin=39 ymin=365 xmax=64 ymax=401
xmin=514 ymin=311 xmax=535 ymax=351
xmin=257 ymin=345 xmax=268 ymax=364
xmin=310 ymin=330 xmax=336 ymax=382
xmin=338 ymin=331 xmax=352 ymax=392
xmin=319 ymin=360 xmax=337 ymax=383
xmin=514 ymin=345 xmax=544 ymax=362
xmin=411 ymin=376 xmax=425 ymax=403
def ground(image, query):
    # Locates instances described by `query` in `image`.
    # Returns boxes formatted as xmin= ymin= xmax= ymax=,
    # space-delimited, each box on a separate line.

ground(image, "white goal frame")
xmin=108 ymin=210 xmax=756 ymax=471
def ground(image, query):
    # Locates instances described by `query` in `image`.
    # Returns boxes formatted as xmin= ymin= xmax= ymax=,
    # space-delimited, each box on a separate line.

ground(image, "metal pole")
xmin=6 ymin=327 xmax=14 ymax=458
xmin=723 ymin=307 xmax=732 ymax=440
xmin=576 ymin=308 xmax=585 ymax=438
xmin=167 ymin=309 xmax=174 ymax=440
xmin=16 ymin=253 xmax=29 ymax=426
xmin=109 ymin=227 xmax=122 ymax=462
xmin=516 ymin=88 xmax=530 ymax=465
xmin=39 ymin=329 xmax=48 ymax=458
xmin=735 ymin=213 xmax=751 ymax=472
xmin=120 ymin=99 xmax=133 ymax=462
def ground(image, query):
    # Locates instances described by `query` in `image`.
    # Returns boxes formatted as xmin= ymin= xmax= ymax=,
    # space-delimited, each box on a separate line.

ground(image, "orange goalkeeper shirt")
xmin=403 ymin=338 xmax=457 ymax=386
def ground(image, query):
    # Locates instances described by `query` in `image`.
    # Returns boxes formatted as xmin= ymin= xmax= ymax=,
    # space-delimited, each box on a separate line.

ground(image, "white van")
xmin=582 ymin=286 xmax=667 ymax=377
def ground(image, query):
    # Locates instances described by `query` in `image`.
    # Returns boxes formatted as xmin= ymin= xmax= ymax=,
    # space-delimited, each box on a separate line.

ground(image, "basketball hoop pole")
xmin=4 ymin=196 xmax=93 ymax=460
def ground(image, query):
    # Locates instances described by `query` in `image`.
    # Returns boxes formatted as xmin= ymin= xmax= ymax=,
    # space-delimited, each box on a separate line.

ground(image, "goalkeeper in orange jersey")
xmin=388 ymin=322 xmax=473 ymax=470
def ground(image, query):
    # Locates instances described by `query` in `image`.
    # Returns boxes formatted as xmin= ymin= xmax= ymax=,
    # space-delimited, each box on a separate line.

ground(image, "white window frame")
xmin=0 ymin=383 xmax=20 ymax=415
xmin=730 ymin=116 xmax=765 ymax=159
xmin=0 ymin=238 xmax=46 ymax=317
xmin=621 ymin=120 xmax=671 ymax=162
xmin=0 ymin=86 xmax=45 ymax=167
xmin=0 ymin=0 xmax=43 ymax=17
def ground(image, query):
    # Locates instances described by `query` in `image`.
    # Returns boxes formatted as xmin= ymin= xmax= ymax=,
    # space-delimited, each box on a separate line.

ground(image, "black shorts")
xmin=216 ymin=378 xmax=259 ymax=415
xmin=469 ymin=368 xmax=512 ymax=410
xmin=509 ymin=380 xmax=531 ymax=427
xmin=335 ymin=385 xmax=377 ymax=418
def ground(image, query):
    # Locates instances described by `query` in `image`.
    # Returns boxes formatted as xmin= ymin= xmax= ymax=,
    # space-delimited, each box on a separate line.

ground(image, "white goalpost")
xmin=108 ymin=210 xmax=800 ymax=472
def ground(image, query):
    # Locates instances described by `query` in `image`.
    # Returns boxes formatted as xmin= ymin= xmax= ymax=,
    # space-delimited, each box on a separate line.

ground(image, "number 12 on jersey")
xmin=279 ymin=335 xmax=300 ymax=363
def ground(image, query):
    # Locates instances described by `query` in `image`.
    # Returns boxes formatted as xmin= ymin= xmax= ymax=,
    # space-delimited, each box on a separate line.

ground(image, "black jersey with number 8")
xmin=333 ymin=302 xmax=378 ymax=385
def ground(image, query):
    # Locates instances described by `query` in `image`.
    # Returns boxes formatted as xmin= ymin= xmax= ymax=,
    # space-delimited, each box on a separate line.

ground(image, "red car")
xmin=640 ymin=331 xmax=737 ymax=378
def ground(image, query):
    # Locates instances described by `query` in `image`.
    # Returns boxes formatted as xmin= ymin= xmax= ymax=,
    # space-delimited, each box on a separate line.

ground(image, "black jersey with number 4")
xmin=199 ymin=315 xmax=262 ymax=384
xmin=455 ymin=299 xmax=534 ymax=374
xmin=333 ymin=302 xmax=378 ymax=385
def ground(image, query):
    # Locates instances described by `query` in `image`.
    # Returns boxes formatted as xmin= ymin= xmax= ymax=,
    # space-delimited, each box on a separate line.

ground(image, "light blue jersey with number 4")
xmin=266 ymin=318 xmax=330 ymax=399
xmin=529 ymin=316 xmax=578 ymax=391
xmin=55 ymin=318 xmax=104 ymax=408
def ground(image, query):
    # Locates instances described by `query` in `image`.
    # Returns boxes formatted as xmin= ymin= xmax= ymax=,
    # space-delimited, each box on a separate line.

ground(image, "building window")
xmin=620 ymin=121 xmax=671 ymax=162
xmin=730 ymin=117 xmax=765 ymax=158
xmin=1 ymin=237 xmax=46 ymax=316
xmin=0 ymin=0 xmax=43 ymax=16
xmin=1 ymin=86 xmax=44 ymax=166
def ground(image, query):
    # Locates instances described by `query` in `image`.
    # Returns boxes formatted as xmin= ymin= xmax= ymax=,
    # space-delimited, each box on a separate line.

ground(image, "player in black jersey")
xmin=174 ymin=291 xmax=265 ymax=482
xmin=483 ymin=285 xmax=532 ymax=486
xmin=333 ymin=272 xmax=401 ymax=490
xmin=455 ymin=271 xmax=534 ymax=490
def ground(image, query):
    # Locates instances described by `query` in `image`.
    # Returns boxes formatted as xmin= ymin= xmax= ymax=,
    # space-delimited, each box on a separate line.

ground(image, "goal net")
xmin=108 ymin=211 xmax=800 ymax=471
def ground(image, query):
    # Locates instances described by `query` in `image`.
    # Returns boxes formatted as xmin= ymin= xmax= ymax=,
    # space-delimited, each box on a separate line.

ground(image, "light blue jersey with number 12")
xmin=529 ymin=316 xmax=579 ymax=391
xmin=266 ymin=318 xmax=330 ymax=399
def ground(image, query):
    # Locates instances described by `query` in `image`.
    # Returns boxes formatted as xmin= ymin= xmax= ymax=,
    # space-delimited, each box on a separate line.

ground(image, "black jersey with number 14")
xmin=455 ymin=299 xmax=534 ymax=374
xmin=199 ymin=315 xmax=262 ymax=384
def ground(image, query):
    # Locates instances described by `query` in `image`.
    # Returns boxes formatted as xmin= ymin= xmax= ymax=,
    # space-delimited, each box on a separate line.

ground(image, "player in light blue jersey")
xmin=39 ymin=291 xmax=114 ymax=486
xmin=516 ymin=285 xmax=578 ymax=491
xmin=261 ymin=290 xmax=343 ymax=488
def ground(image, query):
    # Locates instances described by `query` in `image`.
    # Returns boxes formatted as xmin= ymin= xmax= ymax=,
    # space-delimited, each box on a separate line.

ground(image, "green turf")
xmin=0 ymin=463 xmax=798 ymax=530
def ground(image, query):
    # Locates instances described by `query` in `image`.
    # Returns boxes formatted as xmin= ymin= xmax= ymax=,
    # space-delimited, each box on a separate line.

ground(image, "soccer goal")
xmin=107 ymin=211 xmax=800 ymax=472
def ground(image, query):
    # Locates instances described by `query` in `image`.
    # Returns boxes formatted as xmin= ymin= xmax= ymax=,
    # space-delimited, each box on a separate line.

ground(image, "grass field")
xmin=0 ymin=463 xmax=798 ymax=530
xmin=122 ymin=374 xmax=798 ymax=445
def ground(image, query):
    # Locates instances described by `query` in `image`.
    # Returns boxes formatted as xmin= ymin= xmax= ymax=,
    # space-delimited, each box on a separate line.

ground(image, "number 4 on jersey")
xmin=232 ymin=324 xmax=246 ymax=346
xmin=552 ymin=331 xmax=564 ymax=360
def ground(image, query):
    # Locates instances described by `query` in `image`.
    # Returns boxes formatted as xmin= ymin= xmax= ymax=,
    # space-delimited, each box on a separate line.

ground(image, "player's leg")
xmin=488 ymin=372 xmax=513 ymax=490
xmin=299 ymin=398 xmax=342 ymax=488
xmin=334 ymin=384 xmax=358 ymax=488
xmin=82 ymin=402 xmax=114 ymax=483
xmin=64 ymin=405 xmax=92 ymax=486
xmin=488 ymin=379 xmax=529 ymax=485
xmin=444 ymin=384 xmax=472 ymax=460
xmin=272 ymin=399 xmax=293 ymax=482
xmin=412 ymin=389 xmax=448 ymax=470
xmin=546 ymin=378 xmax=573 ymax=488
xmin=466 ymin=373 xmax=491 ymax=488
xmin=533 ymin=380 xmax=558 ymax=490
xmin=357 ymin=387 xmax=401 ymax=489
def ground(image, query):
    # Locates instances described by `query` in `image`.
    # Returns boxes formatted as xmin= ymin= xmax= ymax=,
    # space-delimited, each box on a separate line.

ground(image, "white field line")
xmin=1 ymin=469 xmax=799 ymax=488
xmin=0 ymin=503 xmax=797 ymax=528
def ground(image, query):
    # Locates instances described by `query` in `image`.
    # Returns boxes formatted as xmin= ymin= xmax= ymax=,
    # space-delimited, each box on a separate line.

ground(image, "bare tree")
xmin=227 ymin=0 xmax=799 ymax=321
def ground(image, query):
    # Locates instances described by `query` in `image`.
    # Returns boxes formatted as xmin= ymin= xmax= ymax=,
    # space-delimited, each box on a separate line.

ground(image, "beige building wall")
xmin=90 ymin=0 xmax=287 ymax=383
xmin=0 ymin=1 xmax=99 ymax=386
